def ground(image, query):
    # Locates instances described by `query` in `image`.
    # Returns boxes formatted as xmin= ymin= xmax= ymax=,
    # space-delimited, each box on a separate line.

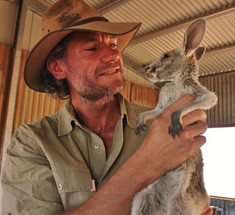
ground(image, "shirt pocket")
xmin=53 ymin=166 xmax=92 ymax=193
xmin=52 ymin=166 xmax=93 ymax=210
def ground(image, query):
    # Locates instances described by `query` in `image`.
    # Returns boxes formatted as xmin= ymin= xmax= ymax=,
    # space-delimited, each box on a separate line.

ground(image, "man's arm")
xmin=62 ymin=94 xmax=208 ymax=215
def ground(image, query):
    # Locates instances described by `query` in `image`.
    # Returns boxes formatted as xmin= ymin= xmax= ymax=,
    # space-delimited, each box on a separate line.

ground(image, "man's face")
xmin=63 ymin=31 xmax=124 ymax=100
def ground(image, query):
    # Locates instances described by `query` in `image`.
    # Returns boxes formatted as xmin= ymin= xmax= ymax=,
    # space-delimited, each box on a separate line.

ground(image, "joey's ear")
xmin=195 ymin=47 xmax=206 ymax=61
xmin=47 ymin=57 xmax=67 ymax=80
xmin=182 ymin=19 xmax=206 ymax=57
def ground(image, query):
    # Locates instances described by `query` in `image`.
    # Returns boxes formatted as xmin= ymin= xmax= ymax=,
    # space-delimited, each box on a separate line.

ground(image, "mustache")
xmin=96 ymin=61 xmax=122 ymax=75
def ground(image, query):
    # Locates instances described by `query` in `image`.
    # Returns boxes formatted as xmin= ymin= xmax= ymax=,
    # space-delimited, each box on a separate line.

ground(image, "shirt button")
xmin=58 ymin=184 xmax=63 ymax=190
xmin=94 ymin=143 xmax=100 ymax=149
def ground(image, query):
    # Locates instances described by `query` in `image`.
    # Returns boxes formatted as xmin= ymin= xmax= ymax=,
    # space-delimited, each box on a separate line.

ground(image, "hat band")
xmin=64 ymin=16 xmax=109 ymax=28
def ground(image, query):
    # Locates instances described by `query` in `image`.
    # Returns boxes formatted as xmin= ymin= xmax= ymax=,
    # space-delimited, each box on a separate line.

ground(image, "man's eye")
xmin=85 ymin=47 xmax=97 ymax=51
xmin=110 ymin=43 xmax=117 ymax=48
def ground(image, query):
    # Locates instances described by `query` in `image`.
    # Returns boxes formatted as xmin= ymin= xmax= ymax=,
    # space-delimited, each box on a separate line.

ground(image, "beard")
xmin=72 ymin=76 xmax=124 ymax=101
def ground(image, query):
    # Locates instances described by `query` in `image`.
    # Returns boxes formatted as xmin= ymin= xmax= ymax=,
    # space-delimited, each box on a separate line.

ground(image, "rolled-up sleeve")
xmin=1 ymin=125 xmax=64 ymax=215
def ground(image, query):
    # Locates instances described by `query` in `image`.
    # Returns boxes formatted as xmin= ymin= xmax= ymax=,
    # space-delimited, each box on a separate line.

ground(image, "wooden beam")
xmin=4 ymin=50 xmax=21 ymax=147
xmin=129 ymin=4 xmax=235 ymax=46
xmin=3 ymin=0 xmax=28 ymax=147
xmin=3 ymin=0 xmax=45 ymax=149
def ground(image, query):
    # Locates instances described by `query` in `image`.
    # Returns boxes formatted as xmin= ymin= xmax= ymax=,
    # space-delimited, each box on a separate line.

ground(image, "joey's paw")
xmin=135 ymin=124 xmax=147 ymax=136
xmin=168 ymin=112 xmax=183 ymax=138
xmin=168 ymin=121 xmax=183 ymax=138
xmin=135 ymin=116 xmax=147 ymax=136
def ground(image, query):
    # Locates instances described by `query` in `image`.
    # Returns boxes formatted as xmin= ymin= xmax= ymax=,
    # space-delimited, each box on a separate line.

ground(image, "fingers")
xmin=178 ymin=122 xmax=207 ymax=156
xmin=182 ymin=109 xmax=207 ymax=128
xmin=184 ymin=120 xmax=208 ymax=138
xmin=194 ymin=135 xmax=207 ymax=147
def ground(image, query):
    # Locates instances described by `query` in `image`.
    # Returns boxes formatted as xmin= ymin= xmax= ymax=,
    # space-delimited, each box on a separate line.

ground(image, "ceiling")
xmin=35 ymin=0 xmax=235 ymax=87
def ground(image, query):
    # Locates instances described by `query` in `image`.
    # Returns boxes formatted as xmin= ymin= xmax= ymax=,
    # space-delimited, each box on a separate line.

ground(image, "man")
xmin=1 ymin=0 xmax=212 ymax=214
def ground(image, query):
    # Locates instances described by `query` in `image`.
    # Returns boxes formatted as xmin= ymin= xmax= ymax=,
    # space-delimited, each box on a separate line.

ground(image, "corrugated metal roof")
xmin=120 ymin=0 xmax=235 ymax=76
xmin=97 ymin=0 xmax=235 ymax=82
xmin=31 ymin=0 xmax=235 ymax=85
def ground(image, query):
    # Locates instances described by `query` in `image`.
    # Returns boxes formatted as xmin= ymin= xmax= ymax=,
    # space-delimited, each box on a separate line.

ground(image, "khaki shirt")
xmin=1 ymin=95 xmax=150 ymax=215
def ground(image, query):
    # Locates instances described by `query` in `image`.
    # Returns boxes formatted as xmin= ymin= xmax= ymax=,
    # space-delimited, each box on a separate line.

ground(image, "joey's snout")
xmin=146 ymin=72 xmax=154 ymax=80
xmin=145 ymin=65 xmax=158 ymax=73
xmin=145 ymin=65 xmax=163 ymax=82
xmin=145 ymin=67 xmax=157 ymax=81
xmin=150 ymin=66 xmax=157 ymax=73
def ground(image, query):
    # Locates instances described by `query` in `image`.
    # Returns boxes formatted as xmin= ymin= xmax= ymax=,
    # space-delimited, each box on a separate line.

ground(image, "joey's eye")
xmin=163 ymin=53 xmax=170 ymax=59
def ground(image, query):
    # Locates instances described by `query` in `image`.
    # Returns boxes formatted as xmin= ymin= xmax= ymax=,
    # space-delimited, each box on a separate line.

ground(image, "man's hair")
xmin=41 ymin=35 xmax=71 ymax=99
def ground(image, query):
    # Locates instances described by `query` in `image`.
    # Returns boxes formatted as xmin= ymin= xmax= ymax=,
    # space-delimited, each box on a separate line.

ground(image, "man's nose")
xmin=100 ymin=45 xmax=120 ymax=63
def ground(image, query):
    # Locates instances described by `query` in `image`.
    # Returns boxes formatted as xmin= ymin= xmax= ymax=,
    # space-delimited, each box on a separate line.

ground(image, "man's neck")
xmin=71 ymin=94 xmax=121 ymax=156
xmin=72 ymin=93 xmax=120 ymax=132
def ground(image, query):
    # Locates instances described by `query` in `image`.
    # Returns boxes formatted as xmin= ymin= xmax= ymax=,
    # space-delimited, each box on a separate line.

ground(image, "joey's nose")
xmin=150 ymin=66 xmax=157 ymax=73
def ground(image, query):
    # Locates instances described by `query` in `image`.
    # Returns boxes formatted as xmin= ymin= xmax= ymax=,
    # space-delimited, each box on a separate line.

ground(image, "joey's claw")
xmin=168 ymin=122 xmax=183 ymax=138
xmin=135 ymin=124 xmax=147 ymax=136
xmin=135 ymin=115 xmax=147 ymax=136
xmin=169 ymin=111 xmax=183 ymax=138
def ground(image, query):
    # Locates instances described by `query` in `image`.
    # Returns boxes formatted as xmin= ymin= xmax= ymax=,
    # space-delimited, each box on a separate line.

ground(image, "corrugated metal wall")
xmin=11 ymin=66 xmax=235 ymax=132
xmin=210 ymin=197 xmax=235 ymax=215
xmin=200 ymin=72 xmax=235 ymax=127
xmin=6 ymin=50 xmax=235 ymax=134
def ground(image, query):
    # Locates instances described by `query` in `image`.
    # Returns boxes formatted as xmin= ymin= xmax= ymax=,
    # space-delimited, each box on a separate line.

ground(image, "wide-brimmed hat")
xmin=24 ymin=0 xmax=141 ymax=92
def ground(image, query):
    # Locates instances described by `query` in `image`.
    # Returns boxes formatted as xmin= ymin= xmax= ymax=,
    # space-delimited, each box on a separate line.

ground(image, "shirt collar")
xmin=117 ymin=94 xmax=137 ymax=129
xmin=58 ymin=99 xmax=77 ymax=136
xmin=58 ymin=94 xmax=137 ymax=136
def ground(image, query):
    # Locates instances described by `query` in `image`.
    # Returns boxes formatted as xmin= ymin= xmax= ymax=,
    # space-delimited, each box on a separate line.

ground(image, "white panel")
xmin=29 ymin=12 xmax=42 ymax=50
xmin=22 ymin=9 xmax=33 ymax=50
xmin=22 ymin=9 xmax=42 ymax=51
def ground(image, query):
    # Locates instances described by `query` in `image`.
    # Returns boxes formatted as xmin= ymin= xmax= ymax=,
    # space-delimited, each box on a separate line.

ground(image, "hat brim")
xmin=24 ymin=21 xmax=141 ymax=92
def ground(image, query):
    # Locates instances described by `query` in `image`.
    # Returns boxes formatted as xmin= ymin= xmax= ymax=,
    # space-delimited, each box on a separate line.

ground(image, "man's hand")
xmin=137 ymin=94 xmax=208 ymax=180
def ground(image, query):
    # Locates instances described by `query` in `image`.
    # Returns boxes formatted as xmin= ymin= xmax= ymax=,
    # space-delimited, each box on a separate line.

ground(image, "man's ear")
xmin=47 ymin=57 xmax=67 ymax=80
